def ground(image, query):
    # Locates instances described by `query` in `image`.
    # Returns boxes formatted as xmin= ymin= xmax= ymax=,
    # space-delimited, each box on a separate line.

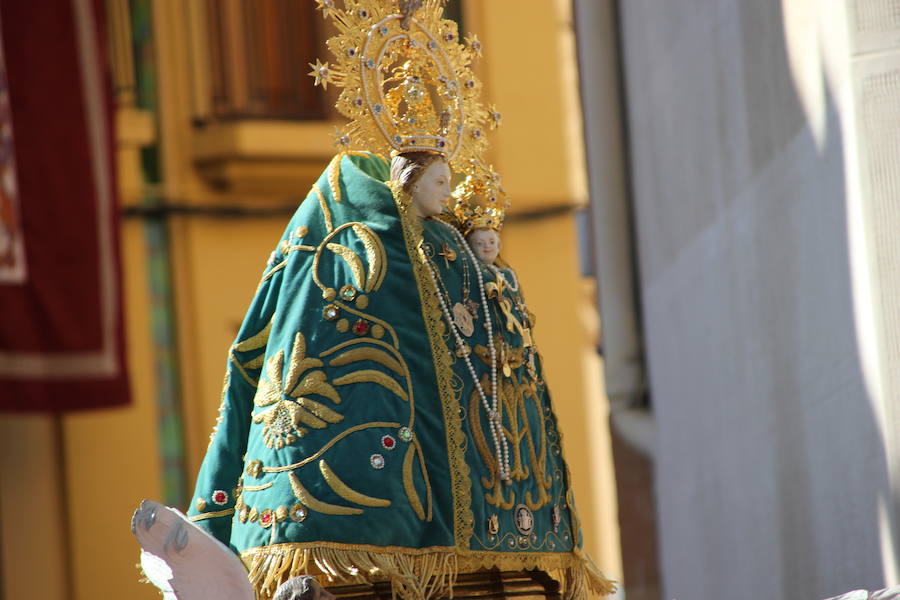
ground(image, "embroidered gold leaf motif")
xmin=351 ymin=224 xmax=387 ymax=292
xmin=326 ymin=243 xmax=366 ymax=291
xmin=230 ymin=317 xmax=275 ymax=386
xmin=233 ymin=318 xmax=273 ymax=352
xmin=253 ymin=400 xmax=307 ymax=448
xmin=284 ymin=332 xmax=324 ymax=392
xmin=402 ymin=444 xmax=425 ymax=521
xmin=254 ymin=351 xmax=286 ymax=408
xmin=290 ymin=371 xmax=341 ymax=405
xmin=319 ymin=460 xmax=391 ymax=508
xmin=242 ymin=355 xmax=265 ymax=370
xmin=253 ymin=333 xmax=343 ymax=449
xmin=333 ymin=369 xmax=409 ymax=402
xmin=295 ymin=396 xmax=343 ymax=424
xmin=314 ymin=184 xmax=334 ymax=233
xmin=289 ymin=472 xmax=362 ymax=515
xmin=328 ymin=347 xmax=404 ymax=375
xmin=327 ymin=154 xmax=343 ymax=204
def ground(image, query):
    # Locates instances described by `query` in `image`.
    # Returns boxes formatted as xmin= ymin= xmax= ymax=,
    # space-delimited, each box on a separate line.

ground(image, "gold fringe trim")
xmin=241 ymin=544 xmax=615 ymax=600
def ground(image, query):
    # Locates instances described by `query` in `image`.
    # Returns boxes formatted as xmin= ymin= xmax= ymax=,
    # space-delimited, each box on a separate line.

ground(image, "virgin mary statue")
xmin=180 ymin=2 xmax=614 ymax=599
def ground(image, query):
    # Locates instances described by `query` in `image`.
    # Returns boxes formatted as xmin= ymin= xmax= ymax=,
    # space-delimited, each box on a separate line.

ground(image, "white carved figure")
xmin=466 ymin=227 xmax=501 ymax=265
xmin=389 ymin=151 xmax=452 ymax=219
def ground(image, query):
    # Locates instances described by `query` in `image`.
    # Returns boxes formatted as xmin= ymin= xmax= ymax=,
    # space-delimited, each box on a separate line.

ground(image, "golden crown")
xmin=450 ymin=164 xmax=510 ymax=234
xmin=310 ymin=0 xmax=500 ymax=170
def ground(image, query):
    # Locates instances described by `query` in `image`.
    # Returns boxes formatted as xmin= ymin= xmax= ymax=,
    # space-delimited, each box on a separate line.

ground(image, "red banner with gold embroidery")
xmin=0 ymin=0 xmax=130 ymax=411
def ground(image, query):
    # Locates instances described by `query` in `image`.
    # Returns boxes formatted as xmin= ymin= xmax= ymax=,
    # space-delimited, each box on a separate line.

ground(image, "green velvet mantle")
xmin=186 ymin=153 xmax=613 ymax=600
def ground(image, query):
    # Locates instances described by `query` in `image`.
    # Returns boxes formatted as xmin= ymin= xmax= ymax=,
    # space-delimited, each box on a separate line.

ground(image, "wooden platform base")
xmin=326 ymin=571 xmax=562 ymax=600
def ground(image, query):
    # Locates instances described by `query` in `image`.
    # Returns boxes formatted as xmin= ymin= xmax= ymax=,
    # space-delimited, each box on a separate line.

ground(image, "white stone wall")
xmin=611 ymin=0 xmax=900 ymax=598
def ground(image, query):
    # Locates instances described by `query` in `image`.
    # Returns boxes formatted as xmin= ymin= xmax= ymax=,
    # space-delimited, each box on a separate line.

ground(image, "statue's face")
xmin=467 ymin=228 xmax=501 ymax=264
xmin=410 ymin=159 xmax=451 ymax=218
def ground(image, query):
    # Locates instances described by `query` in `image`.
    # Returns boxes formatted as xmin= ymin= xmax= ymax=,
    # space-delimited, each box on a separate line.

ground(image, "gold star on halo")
xmin=331 ymin=127 xmax=351 ymax=148
xmin=488 ymin=104 xmax=502 ymax=128
xmin=314 ymin=0 xmax=334 ymax=17
xmin=465 ymin=34 xmax=483 ymax=56
xmin=308 ymin=59 xmax=331 ymax=89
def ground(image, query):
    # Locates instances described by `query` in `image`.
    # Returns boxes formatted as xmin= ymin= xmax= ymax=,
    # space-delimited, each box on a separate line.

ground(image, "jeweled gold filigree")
xmin=312 ymin=0 xmax=494 ymax=171
xmin=450 ymin=164 xmax=509 ymax=234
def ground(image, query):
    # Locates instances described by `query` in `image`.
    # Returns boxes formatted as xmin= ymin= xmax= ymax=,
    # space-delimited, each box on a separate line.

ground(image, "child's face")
xmin=467 ymin=228 xmax=501 ymax=264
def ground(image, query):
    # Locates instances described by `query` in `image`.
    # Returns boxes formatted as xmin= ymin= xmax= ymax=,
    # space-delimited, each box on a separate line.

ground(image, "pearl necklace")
xmin=427 ymin=220 xmax=511 ymax=481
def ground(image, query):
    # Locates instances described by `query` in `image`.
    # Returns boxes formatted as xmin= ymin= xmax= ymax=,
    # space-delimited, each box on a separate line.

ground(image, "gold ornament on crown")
xmin=309 ymin=0 xmax=501 ymax=170
xmin=450 ymin=164 xmax=510 ymax=235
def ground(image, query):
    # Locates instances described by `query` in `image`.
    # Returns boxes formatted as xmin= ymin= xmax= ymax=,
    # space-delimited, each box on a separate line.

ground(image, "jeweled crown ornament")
xmin=450 ymin=164 xmax=509 ymax=234
xmin=310 ymin=0 xmax=500 ymax=170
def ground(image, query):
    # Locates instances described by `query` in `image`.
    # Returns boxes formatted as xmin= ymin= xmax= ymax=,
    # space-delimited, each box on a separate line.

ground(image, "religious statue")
xmin=141 ymin=2 xmax=614 ymax=599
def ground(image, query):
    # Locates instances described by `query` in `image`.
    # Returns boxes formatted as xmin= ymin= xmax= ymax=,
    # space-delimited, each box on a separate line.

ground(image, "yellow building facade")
xmin=0 ymin=2 xmax=621 ymax=598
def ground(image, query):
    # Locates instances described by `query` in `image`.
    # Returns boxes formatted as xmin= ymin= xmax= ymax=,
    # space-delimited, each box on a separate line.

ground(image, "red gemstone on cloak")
xmin=382 ymin=435 xmax=396 ymax=449
xmin=213 ymin=491 xmax=227 ymax=503
xmin=353 ymin=320 xmax=370 ymax=335
xmin=261 ymin=512 xmax=271 ymax=523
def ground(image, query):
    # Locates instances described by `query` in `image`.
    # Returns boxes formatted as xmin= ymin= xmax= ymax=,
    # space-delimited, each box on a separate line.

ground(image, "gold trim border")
xmin=393 ymin=183 xmax=474 ymax=549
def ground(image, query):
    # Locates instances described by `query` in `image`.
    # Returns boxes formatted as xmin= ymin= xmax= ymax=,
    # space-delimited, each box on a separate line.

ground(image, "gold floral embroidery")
xmin=319 ymin=460 xmax=391 ymax=508
xmin=253 ymin=332 xmax=343 ymax=449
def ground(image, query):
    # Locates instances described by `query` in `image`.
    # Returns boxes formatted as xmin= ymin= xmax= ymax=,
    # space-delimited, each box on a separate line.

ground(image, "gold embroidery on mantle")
xmin=393 ymin=184 xmax=473 ymax=548
xmin=252 ymin=332 xmax=344 ymax=449
xmin=332 ymin=369 xmax=409 ymax=402
xmin=319 ymin=460 xmax=391 ymax=508
xmin=289 ymin=472 xmax=362 ymax=516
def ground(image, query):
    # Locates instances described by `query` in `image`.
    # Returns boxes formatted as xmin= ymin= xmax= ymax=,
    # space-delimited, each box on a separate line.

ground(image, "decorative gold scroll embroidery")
xmin=188 ymin=508 xmax=235 ymax=522
xmin=327 ymin=346 xmax=405 ymax=376
xmin=243 ymin=482 xmax=274 ymax=492
xmin=326 ymin=151 xmax=372 ymax=205
xmin=234 ymin=319 xmax=273 ymax=352
xmin=327 ymin=154 xmax=343 ymax=204
xmin=351 ymin=224 xmax=387 ymax=292
xmin=333 ymin=369 xmax=408 ymax=402
xmin=403 ymin=443 xmax=426 ymax=521
xmin=326 ymin=242 xmax=366 ymax=290
xmin=230 ymin=317 xmax=275 ymax=387
xmin=263 ymin=422 xmax=401 ymax=473
xmin=312 ymin=222 xmax=387 ymax=300
xmin=314 ymin=184 xmax=334 ymax=232
xmin=289 ymin=472 xmax=362 ymax=516
xmin=319 ymin=460 xmax=391 ymax=508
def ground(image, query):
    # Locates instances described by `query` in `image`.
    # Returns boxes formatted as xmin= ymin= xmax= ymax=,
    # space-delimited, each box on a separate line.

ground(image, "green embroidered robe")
xmin=187 ymin=153 xmax=613 ymax=600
